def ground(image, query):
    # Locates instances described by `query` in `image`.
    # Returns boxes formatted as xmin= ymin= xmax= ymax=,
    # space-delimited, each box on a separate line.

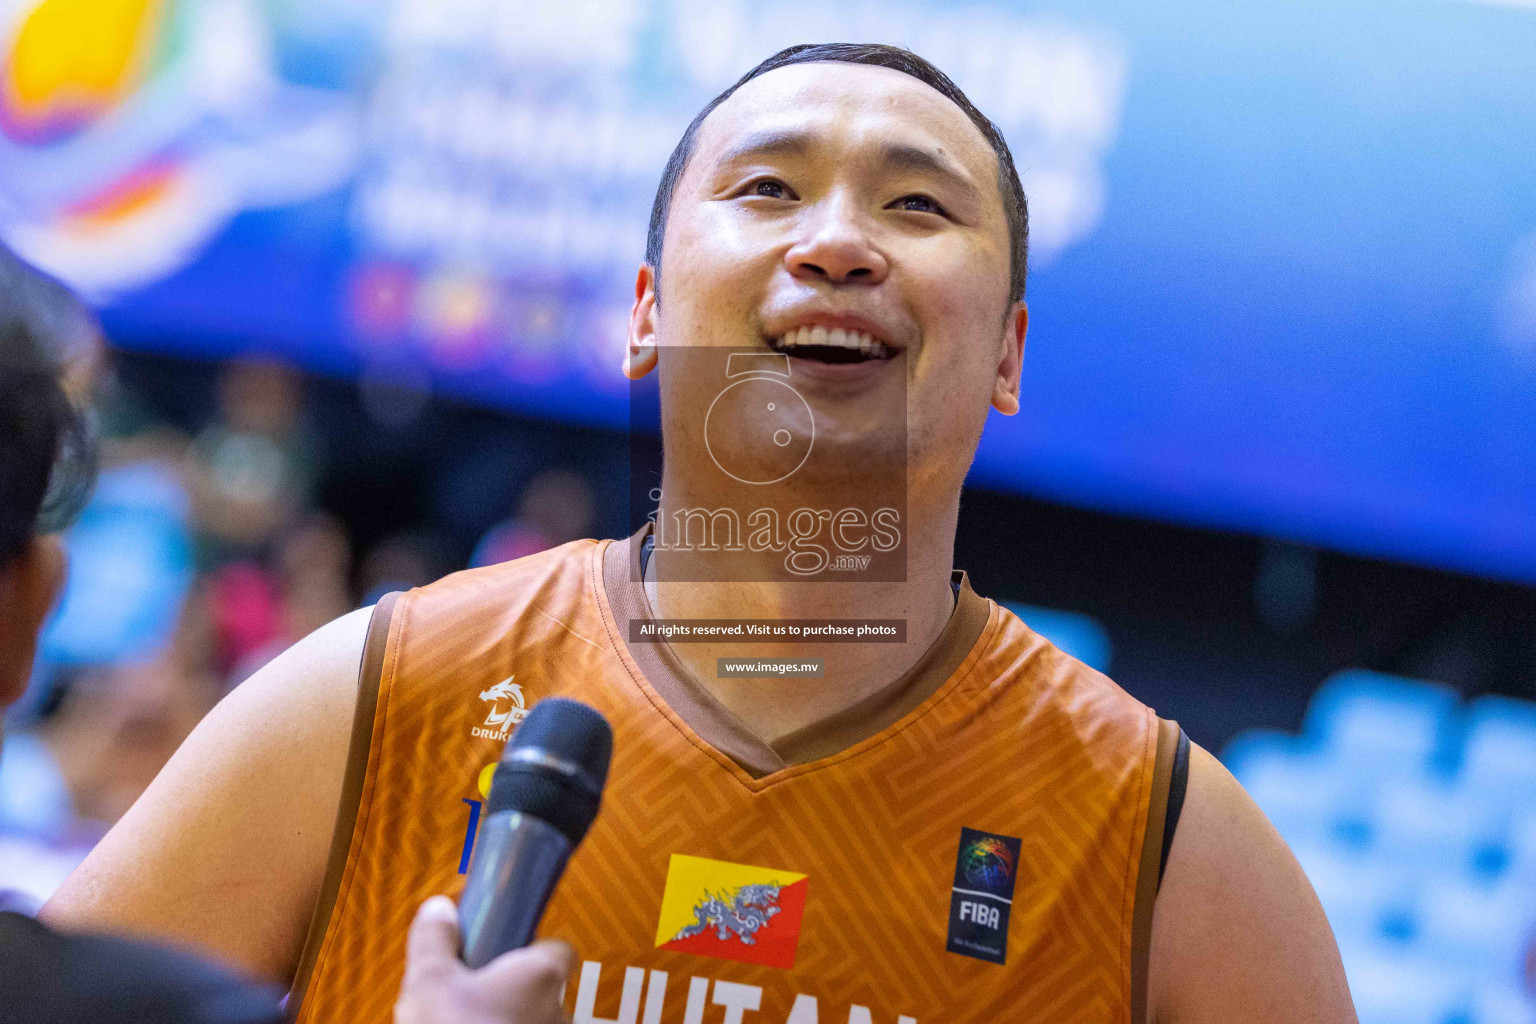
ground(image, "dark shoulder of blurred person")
xmin=0 ymin=243 xmax=286 ymax=1024
xmin=0 ymin=912 xmax=286 ymax=1024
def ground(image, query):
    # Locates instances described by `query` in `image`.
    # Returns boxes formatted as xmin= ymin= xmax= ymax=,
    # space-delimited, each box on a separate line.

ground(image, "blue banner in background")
xmin=2 ymin=0 xmax=1533 ymax=582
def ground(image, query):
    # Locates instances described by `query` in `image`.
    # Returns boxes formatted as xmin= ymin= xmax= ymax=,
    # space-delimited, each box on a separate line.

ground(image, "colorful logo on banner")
xmin=654 ymin=854 xmax=808 ymax=969
xmin=0 ymin=0 xmax=361 ymax=295
xmin=1 ymin=0 xmax=178 ymax=141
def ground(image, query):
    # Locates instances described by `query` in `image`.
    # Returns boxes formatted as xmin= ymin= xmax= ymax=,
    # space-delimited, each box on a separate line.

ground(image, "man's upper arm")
xmin=1149 ymin=742 xmax=1358 ymax=1024
xmin=41 ymin=605 xmax=375 ymax=986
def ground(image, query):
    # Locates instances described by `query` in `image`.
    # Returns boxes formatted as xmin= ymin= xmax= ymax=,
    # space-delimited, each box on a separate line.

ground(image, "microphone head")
xmin=485 ymin=698 xmax=613 ymax=845
xmin=505 ymin=698 xmax=612 ymax=788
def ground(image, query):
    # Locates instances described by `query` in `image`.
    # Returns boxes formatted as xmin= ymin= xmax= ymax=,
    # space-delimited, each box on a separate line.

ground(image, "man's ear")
xmin=0 ymin=536 xmax=67 ymax=710
xmin=991 ymin=300 xmax=1027 ymax=415
xmin=623 ymin=264 xmax=660 ymax=380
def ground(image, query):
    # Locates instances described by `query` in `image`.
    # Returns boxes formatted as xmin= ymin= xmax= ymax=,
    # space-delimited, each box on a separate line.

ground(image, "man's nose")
xmin=785 ymin=198 xmax=888 ymax=286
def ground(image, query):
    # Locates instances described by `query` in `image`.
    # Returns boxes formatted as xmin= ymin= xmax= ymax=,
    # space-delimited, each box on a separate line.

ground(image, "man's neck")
xmin=644 ymin=490 xmax=960 ymax=746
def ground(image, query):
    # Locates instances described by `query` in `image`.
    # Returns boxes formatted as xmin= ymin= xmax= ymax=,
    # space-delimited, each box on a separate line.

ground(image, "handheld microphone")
xmin=457 ymin=697 xmax=612 ymax=968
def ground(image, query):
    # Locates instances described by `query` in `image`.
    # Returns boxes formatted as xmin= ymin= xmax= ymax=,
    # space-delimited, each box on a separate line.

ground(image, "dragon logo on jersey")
xmin=472 ymin=677 xmax=527 ymax=740
xmin=655 ymin=854 xmax=808 ymax=969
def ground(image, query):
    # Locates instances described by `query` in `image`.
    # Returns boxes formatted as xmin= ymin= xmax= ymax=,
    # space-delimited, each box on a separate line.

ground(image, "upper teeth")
xmin=774 ymin=326 xmax=888 ymax=358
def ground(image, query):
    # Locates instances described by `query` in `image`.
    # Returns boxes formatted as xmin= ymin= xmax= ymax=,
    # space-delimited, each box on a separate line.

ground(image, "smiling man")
xmin=44 ymin=44 xmax=1357 ymax=1024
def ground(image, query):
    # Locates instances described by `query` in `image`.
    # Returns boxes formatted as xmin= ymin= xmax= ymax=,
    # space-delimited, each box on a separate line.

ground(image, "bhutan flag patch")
xmin=654 ymin=854 xmax=808 ymax=969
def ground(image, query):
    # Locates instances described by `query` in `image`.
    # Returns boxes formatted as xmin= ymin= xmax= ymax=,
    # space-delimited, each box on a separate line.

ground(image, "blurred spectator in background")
xmin=359 ymin=530 xmax=454 ymax=607
xmin=2 ymin=585 xmax=227 ymax=907
xmin=471 ymin=467 xmax=597 ymax=568
xmin=187 ymin=358 xmax=321 ymax=564
xmin=210 ymin=513 xmax=355 ymax=684
xmin=276 ymin=514 xmax=354 ymax=642
xmin=34 ymin=589 xmax=224 ymax=826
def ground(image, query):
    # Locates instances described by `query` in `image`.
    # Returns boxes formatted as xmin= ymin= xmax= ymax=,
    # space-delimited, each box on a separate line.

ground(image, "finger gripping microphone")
xmin=457 ymin=697 xmax=612 ymax=968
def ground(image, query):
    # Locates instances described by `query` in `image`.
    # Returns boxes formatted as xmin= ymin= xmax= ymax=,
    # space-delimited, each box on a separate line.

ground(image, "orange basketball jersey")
xmin=291 ymin=533 xmax=1182 ymax=1024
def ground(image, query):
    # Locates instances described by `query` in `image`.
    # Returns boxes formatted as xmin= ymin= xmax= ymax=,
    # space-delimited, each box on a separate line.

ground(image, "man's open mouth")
xmin=768 ymin=326 xmax=896 ymax=364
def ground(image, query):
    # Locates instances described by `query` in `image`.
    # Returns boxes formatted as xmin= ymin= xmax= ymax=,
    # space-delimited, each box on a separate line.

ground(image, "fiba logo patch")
xmin=472 ymin=677 xmax=527 ymax=740
xmin=947 ymin=827 xmax=1022 ymax=965
xmin=962 ymin=835 xmax=1017 ymax=891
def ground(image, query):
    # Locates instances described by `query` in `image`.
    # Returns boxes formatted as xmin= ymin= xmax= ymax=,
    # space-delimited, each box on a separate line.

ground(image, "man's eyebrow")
xmin=712 ymin=128 xmax=817 ymax=167
xmin=878 ymin=142 xmax=981 ymax=202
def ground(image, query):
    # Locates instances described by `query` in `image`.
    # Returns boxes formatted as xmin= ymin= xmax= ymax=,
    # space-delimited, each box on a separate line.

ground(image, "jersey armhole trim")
xmin=1129 ymin=717 xmax=1181 ymax=1024
xmin=287 ymin=591 xmax=400 ymax=1017
xmin=1159 ymin=728 xmax=1191 ymax=885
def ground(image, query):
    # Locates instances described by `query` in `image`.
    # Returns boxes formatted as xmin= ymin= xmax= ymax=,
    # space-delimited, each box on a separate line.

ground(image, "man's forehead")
xmin=692 ymin=61 xmax=996 ymax=174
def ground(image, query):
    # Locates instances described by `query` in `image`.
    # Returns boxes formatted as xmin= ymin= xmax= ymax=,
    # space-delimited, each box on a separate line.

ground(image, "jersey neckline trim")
xmin=594 ymin=524 xmax=995 ymax=783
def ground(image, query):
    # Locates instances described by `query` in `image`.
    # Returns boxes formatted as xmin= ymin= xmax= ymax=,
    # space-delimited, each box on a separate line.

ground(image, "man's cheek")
xmin=687 ymin=207 xmax=779 ymax=265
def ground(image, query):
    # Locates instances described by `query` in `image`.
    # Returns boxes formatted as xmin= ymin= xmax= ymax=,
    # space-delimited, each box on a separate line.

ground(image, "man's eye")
xmin=749 ymin=179 xmax=790 ymax=199
xmin=893 ymin=194 xmax=945 ymax=215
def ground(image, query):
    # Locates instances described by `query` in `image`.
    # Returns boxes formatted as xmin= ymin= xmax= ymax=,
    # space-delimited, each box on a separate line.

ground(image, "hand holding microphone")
xmin=395 ymin=897 xmax=573 ymax=1024
xmin=396 ymin=698 xmax=612 ymax=1024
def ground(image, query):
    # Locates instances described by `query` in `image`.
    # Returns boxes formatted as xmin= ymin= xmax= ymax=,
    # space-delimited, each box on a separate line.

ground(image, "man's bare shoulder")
xmin=43 ymin=605 xmax=375 ymax=984
xmin=1148 ymin=743 xmax=1357 ymax=1024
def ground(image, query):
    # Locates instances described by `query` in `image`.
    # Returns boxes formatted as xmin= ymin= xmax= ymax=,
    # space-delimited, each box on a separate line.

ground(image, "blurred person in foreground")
xmin=45 ymin=44 xmax=1355 ymax=1024
xmin=0 ymin=246 xmax=572 ymax=1023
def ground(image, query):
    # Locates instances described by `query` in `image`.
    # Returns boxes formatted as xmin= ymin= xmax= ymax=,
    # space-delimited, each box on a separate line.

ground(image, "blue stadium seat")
xmin=1470 ymin=985 xmax=1536 ymax=1024
xmin=1221 ymin=727 xmax=1300 ymax=780
xmin=1303 ymin=670 xmax=1458 ymax=781
xmin=1222 ymin=730 xmax=1352 ymax=848
xmin=1373 ymin=779 xmax=1486 ymax=880
xmin=1503 ymin=812 xmax=1536 ymax=891
xmin=1227 ymin=677 xmax=1536 ymax=1022
xmin=1413 ymin=878 xmax=1534 ymax=987
xmin=1289 ymin=842 xmax=1416 ymax=947
xmin=1459 ymin=698 xmax=1536 ymax=824
xmin=1340 ymin=946 xmax=1467 ymax=1024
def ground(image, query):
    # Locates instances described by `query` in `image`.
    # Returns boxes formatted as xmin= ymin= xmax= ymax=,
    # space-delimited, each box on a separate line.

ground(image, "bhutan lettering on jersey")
xmin=291 ymin=534 xmax=1179 ymax=1024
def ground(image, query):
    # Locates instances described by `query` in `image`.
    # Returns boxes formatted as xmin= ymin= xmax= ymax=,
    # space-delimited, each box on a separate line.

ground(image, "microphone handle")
xmin=458 ymin=811 xmax=573 ymax=968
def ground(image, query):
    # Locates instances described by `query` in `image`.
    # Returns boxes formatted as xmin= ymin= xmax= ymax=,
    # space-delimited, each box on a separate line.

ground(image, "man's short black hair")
xmin=0 ymin=245 xmax=98 ymax=566
xmin=646 ymin=42 xmax=1028 ymax=304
